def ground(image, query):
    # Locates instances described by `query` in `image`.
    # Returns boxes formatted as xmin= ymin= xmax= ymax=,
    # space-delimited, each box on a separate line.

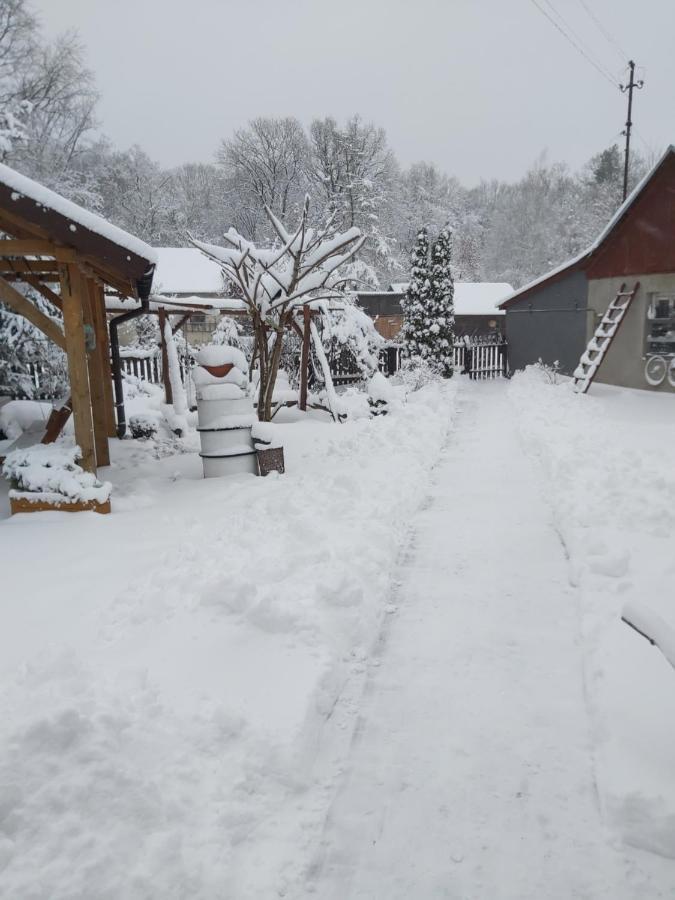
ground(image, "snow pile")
xmin=251 ymin=422 xmax=282 ymax=450
xmin=0 ymin=400 xmax=54 ymax=440
xmin=2 ymin=443 xmax=112 ymax=503
xmin=0 ymin=378 xmax=457 ymax=897
xmin=195 ymin=344 xmax=248 ymax=372
xmin=508 ymin=368 xmax=675 ymax=860
xmin=367 ymin=371 xmax=395 ymax=405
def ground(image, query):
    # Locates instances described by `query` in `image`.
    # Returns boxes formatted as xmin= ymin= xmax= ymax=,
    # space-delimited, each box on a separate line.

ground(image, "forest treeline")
xmin=0 ymin=0 xmax=651 ymax=291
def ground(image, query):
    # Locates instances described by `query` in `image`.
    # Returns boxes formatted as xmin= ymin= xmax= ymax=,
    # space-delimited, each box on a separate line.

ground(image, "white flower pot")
xmin=197 ymin=396 xmax=254 ymax=428
xmin=200 ymin=447 xmax=259 ymax=478
xmin=198 ymin=425 xmax=253 ymax=455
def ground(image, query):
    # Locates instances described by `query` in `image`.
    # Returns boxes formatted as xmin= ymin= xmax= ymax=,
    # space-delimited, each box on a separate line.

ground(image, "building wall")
xmin=504 ymin=270 xmax=591 ymax=375
xmin=455 ymin=315 xmax=504 ymax=338
xmin=588 ymin=274 xmax=675 ymax=392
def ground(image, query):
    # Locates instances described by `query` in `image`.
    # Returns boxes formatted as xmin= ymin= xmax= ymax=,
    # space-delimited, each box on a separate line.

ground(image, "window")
xmin=646 ymin=293 xmax=675 ymax=357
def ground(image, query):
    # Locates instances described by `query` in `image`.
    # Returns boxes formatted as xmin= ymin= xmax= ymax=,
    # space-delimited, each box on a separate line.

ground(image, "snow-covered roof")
xmin=499 ymin=144 xmax=675 ymax=309
xmin=375 ymin=282 xmax=512 ymax=316
xmin=454 ymin=283 xmax=512 ymax=316
xmin=151 ymin=247 xmax=227 ymax=295
xmin=0 ymin=162 xmax=157 ymax=266
xmin=105 ymin=294 xmax=246 ymax=314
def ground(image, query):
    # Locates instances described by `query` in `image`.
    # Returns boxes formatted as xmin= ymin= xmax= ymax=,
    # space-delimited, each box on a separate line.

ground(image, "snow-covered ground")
xmin=1 ymin=373 xmax=674 ymax=898
xmin=509 ymin=370 xmax=675 ymax=870
xmin=0 ymin=380 xmax=456 ymax=898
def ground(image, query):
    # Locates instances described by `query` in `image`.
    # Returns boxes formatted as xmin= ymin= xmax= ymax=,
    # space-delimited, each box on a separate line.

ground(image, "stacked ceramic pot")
xmin=193 ymin=346 xmax=258 ymax=477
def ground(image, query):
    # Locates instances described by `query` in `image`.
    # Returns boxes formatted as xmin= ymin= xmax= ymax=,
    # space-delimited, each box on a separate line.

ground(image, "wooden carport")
xmin=0 ymin=162 xmax=156 ymax=472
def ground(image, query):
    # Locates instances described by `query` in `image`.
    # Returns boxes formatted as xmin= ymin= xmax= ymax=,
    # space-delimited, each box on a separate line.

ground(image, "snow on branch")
xmin=622 ymin=601 xmax=675 ymax=672
xmin=190 ymin=199 xmax=365 ymax=321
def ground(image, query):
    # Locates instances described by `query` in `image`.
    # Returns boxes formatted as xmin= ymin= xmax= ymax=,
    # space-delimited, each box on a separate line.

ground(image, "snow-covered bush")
xmin=129 ymin=413 xmax=159 ymax=440
xmin=367 ymin=371 xmax=394 ymax=416
xmin=533 ymin=358 xmax=562 ymax=384
xmin=397 ymin=356 xmax=441 ymax=392
xmin=2 ymin=444 xmax=111 ymax=504
xmin=322 ymin=299 xmax=384 ymax=381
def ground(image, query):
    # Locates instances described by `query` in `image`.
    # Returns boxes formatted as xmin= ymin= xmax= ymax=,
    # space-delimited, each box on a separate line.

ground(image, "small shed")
xmin=500 ymin=145 xmax=675 ymax=392
xmin=357 ymin=282 xmax=512 ymax=340
xmin=0 ymin=162 xmax=156 ymax=471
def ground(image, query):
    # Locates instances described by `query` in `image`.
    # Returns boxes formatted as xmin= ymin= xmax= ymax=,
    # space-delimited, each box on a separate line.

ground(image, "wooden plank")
xmin=0 ymin=261 xmax=61 ymax=275
xmin=0 ymin=239 xmax=76 ymax=260
xmin=10 ymin=496 xmax=110 ymax=515
xmin=93 ymin=282 xmax=116 ymax=438
xmin=0 ymin=272 xmax=65 ymax=349
xmin=158 ymin=306 xmax=173 ymax=405
xmin=299 ymin=305 xmax=311 ymax=411
xmin=41 ymin=396 xmax=73 ymax=444
xmin=83 ymin=276 xmax=110 ymax=466
xmin=60 ymin=264 xmax=96 ymax=473
xmin=20 ymin=274 xmax=62 ymax=310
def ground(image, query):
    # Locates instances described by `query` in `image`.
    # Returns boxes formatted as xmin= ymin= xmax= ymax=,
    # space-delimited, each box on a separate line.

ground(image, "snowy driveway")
xmin=305 ymin=380 xmax=665 ymax=900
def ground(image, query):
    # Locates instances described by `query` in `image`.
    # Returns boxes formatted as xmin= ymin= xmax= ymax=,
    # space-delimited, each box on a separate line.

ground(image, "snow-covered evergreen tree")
xmin=428 ymin=226 xmax=455 ymax=377
xmin=400 ymin=226 xmax=455 ymax=377
xmin=400 ymin=227 xmax=431 ymax=360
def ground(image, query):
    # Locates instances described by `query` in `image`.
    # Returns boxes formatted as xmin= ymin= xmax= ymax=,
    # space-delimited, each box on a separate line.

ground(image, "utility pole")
xmin=620 ymin=60 xmax=644 ymax=201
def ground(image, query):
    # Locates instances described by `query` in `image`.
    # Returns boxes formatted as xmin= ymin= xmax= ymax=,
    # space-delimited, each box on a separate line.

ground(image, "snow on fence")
xmin=6 ymin=339 xmax=508 ymax=401
xmin=378 ymin=340 xmax=508 ymax=380
xmin=118 ymin=353 xmax=195 ymax=386
xmin=454 ymin=340 xmax=508 ymax=380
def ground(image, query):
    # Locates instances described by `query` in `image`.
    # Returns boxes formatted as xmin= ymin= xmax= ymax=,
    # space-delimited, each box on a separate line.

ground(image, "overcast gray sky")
xmin=34 ymin=0 xmax=675 ymax=185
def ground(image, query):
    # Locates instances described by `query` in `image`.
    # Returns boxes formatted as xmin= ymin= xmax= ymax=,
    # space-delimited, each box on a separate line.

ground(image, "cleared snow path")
xmin=306 ymin=379 xmax=654 ymax=900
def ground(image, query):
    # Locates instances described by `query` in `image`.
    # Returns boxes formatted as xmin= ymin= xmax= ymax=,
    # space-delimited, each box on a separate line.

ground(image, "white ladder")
xmin=573 ymin=281 xmax=640 ymax=394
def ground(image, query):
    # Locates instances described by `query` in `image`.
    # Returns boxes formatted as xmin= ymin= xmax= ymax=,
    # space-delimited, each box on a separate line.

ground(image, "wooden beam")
xmin=94 ymin=282 xmax=116 ymax=438
xmin=21 ymin=274 xmax=62 ymax=310
xmin=158 ymin=306 xmax=173 ymax=405
xmin=0 ymin=273 xmax=65 ymax=349
xmin=0 ymin=207 xmax=52 ymax=241
xmin=41 ymin=396 xmax=72 ymax=444
xmin=0 ymin=240 xmax=76 ymax=260
xmin=299 ymin=305 xmax=311 ymax=411
xmin=0 ymin=261 xmax=60 ymax=275
xmin=83 ymin=276 xmax=110 ymax=466
xmin=60 ymin=264 xmax=96 ymax=473
xmin=172 ymin=313 xmax=192 ymax=334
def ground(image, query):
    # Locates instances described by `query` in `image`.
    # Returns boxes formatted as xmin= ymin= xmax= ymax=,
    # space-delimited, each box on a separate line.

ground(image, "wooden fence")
xmin=6 ymin=339 xmax=508 ymax=400
xmin=453 ymin=341 xmax=508 ymax=379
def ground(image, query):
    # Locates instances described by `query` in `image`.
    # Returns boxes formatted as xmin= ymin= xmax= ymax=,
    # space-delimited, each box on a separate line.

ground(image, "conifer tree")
xmin=401 ymin=225 xmax=455 ymax=376
xmin=400 ymin=227 xmax=431 ymax=360
xmin=428 ymin=225 xmax=455 ymax=377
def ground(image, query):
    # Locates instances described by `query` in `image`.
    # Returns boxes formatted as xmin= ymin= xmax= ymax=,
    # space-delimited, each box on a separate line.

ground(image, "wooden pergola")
xmin=106 ymin=293 xmax=322 ymax=417
xmin=0 ymin=163 xmax=156 ymax=472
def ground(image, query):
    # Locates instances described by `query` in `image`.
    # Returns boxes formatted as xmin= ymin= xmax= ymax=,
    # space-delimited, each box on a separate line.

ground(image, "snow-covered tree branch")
xmin=191 ymin=197 xmax=365 ymax=420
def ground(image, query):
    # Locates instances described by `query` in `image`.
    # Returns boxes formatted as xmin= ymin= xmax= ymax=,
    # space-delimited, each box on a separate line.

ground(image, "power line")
xmin=528 ymin=0 xmax=619 ymax=88
xmin=577 ymin=0 xmax=628 ymax=64
xmin=542 ymin=0 xmax=618 ymax=80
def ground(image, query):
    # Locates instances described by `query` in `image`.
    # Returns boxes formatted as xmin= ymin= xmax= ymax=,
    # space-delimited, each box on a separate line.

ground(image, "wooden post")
xmin=158 ymin=306 xmax=173 ymax=405
xmin=83 ymin=277 xmax=110 ymax=467
xmin=93 ymin=282 xmax=116 ymax=438
xmin=60 ymin=264 xmax=96 ymax=473
xmin=299 ymin=305 xmax=311 ymax=411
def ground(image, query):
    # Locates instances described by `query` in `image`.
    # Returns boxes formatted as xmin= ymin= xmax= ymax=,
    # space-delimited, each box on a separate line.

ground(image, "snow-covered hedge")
xmin=2 ymin=444 xmax=112 ymax=504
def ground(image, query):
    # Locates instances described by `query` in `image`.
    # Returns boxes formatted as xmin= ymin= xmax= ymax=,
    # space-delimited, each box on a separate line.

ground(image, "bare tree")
xmin=217 ymin=117 xmax=309 ymax=239
xmin=191 ymin=198 xmax=365 ymax=421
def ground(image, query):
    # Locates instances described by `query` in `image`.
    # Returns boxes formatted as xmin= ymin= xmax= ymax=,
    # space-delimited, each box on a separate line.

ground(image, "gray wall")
xmin=504 ymin=270 xmax=591 ymax=375
xmin=589 ymin=274 xmax=675 ymax=393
